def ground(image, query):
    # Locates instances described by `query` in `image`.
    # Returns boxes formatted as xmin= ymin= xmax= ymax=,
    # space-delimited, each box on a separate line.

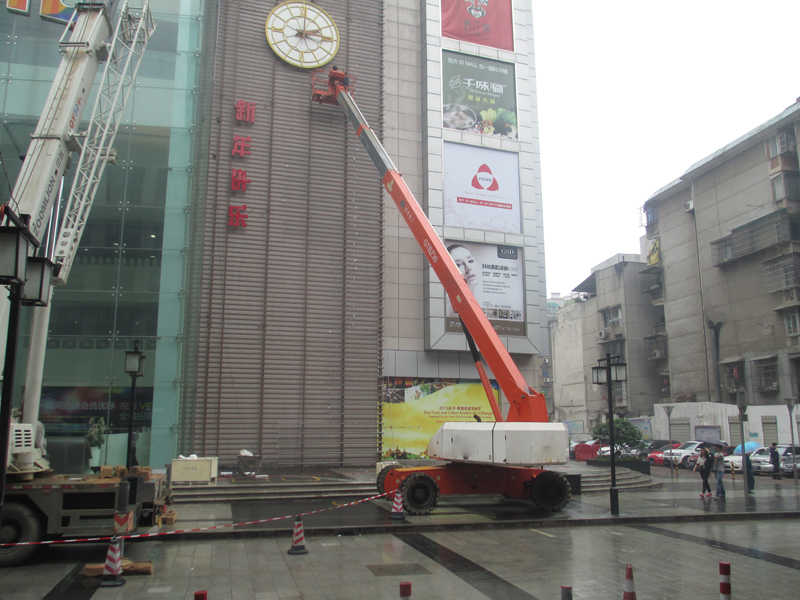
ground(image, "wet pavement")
xmin=1 ymin=464 xmax=799 ymax=599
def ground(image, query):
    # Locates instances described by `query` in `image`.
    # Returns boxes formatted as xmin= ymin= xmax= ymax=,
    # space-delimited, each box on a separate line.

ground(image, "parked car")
xmin=597 ymin=444 xmax=638 ymax=458
xmin=724 ymin=447 xmax=768 ymax=473
xmin=662 ymin=440 xmax=728 ymax=469
xmin=686 ymin=445 xmax=735 ymax=470
xmin=637 ymin=440 xmax=680 ymax=459
xmin=751 ymin=445 xmax=800 ymax=474
xmin=648 ymin=443 xmax=680 ymax=465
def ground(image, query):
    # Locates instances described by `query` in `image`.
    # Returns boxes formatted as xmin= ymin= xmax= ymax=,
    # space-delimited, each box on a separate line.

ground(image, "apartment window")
xmin=771 ymin=173 xmax=800 ymax=202
xmin=719 ymin=361 xmax=744 ymax=394
xmin=766 ymin=131 xmax=797 ymax=159
xmin=644 ymin=206 xmax=658 ymax=225
xmin=603 ymin=307 xmax=621 ymax=327
xmin=601 ymin=340 xmax=625 ymax=362
xmin=752 ymin=356 xmax=779 ymax=393
xmin=763 ymin=253 xmax=800 ymax=293
xmin=785 ymin=308 xmax=800 ymax=336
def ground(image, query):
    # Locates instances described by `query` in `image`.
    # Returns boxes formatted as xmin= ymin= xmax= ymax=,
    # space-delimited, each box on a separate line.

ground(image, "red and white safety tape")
xmin=0 ymin=490 xmax=393 ymax=547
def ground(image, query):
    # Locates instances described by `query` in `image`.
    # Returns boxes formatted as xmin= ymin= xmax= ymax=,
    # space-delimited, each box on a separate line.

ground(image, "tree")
xmin=592 ymin=418 xmax=643 ymax=453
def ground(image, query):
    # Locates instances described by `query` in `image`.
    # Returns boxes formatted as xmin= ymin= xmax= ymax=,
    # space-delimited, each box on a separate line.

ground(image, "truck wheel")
xmin=531 ymin=471 xmax=571 ymax=512
xmin=399 ymin=473 xmax=439 ymax=515
xmin=0 ymin=503 xmax=43 ymax=567
xmin=376 ymin=464 xmax=397 ymax=494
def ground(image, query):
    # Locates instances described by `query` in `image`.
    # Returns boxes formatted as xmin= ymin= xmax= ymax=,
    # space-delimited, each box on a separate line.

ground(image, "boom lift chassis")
xmin=312 ymin=69 xmax=571 ymax=515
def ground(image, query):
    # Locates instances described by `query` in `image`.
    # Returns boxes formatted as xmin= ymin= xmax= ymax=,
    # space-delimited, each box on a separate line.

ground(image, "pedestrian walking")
xmin=712 ymin=443 xmax=726 ymax=499
xmin=769 ymin=442 xmax=783 ymax=480
xmin=693 ymin=447 xmax=713 ymax=497
xmin=745 ymin=451 xmax=755 ymax=493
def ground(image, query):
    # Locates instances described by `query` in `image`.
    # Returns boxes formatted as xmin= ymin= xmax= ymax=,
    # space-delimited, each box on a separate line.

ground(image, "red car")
xmin=648 ymin=443 xmax=680 ymax=465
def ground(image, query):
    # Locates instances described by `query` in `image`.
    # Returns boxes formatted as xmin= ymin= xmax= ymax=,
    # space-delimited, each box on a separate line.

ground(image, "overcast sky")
xmin=530 ymin=1 xmax=800 ymax=297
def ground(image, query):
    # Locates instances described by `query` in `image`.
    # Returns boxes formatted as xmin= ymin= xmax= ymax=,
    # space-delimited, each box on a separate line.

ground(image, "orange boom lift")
xmin=312 ymin=68 xmax=571 ymax=514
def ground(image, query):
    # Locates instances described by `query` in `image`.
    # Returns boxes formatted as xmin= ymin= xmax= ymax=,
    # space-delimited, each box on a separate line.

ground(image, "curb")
xmin=146 ymin=509 xmax=800 ymax=543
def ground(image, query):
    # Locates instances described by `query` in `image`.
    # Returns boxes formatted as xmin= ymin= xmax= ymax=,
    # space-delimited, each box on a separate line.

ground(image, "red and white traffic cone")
xmin=390 ymin=490 xmax=405 ymax=520
xmin=98 ymin=536 xmax=125 ymax=587
xmin=719 ymin=562 xmax=731 ymax=600
xmin=622 ymin=564 xmax=636 ymax=600
xmin=287 ymin=515 xmax=309 ymax=555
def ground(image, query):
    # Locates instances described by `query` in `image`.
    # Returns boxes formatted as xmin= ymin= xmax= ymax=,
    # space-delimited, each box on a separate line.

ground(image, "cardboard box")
xmin=171 ymin=457 xmax=218 ymax=483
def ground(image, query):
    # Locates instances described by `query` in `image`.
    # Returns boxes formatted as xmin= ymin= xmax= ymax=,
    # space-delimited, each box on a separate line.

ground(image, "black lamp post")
xmin=0 ymin=208 xmax=55 ymax=524
xmin=592 ymin=352 xmax=627 ymax=516
xmin=736 ymin=386 xmax=750 ymax=507
xmin=785 ymin=397 xmax=798 ymax=486
xmin=124 ymin=340 xmax=145 ymax=470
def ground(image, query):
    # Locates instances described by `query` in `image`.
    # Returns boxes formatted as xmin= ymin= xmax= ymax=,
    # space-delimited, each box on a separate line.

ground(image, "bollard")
xmin=194 ymin=593 xmax=208 ymax=600
xmin=622 ymin=564 xmax=637 ymax=600
xmin=560 ymin=585 xmax=573 ymax=600
xmin=399 ymin=581 xmax=412 ymax=598
xmin=719 ymin=562 xmax=731 ymax=600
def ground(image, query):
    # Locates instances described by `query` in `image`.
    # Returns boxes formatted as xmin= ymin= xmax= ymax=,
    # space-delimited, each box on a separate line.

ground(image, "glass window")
xmin=786 ymin=309 xmax=799 ymax=336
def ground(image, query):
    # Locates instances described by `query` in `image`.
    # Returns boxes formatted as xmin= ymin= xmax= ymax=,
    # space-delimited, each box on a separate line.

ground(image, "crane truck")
xmin=0 ymin=1 xmax=170 ymax=568
xmin=311 ymin=68 xmax=571 ymax=515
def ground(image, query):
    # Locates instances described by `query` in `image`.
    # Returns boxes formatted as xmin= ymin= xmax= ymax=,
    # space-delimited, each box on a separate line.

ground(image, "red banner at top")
xmin=441 ymin=0 xmax=514 ymax=52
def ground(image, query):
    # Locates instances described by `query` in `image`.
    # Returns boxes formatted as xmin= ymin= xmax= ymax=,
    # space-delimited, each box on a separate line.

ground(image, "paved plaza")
xmin=1 ymin=466 xmax=799 ymax=599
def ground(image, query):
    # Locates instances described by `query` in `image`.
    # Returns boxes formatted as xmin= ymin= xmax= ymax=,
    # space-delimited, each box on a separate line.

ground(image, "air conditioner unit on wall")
xmin=651 ymin=349 xmax=663 ymax=359
xmin=543 ymin=377 xmax=552 ymax=383
xmin=684 ymin=200 xmax=695 ymax=213
xmin=598 ymin=330 xmax=606 ymax=339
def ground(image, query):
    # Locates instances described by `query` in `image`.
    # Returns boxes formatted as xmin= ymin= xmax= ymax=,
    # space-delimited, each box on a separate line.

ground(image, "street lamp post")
xmin=663 ymin=405 xmax=674 ymax=475
xmin=124 ymin=340 xmax=145 ymax=470
xmin=592 ymin=352 xmax=627 ymax=516
xmin=785 ymin=397 xmax=798 ymax=486
xmin=736 ymin=386 xmax=750 ymax=507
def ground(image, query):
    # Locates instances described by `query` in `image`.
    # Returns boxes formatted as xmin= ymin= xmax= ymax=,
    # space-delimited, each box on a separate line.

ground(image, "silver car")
xmin=751 ymin=445 xmax=800 ymax=474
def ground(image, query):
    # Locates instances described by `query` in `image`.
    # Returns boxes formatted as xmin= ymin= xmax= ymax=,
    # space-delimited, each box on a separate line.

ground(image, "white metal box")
xmin=171 ymin=457 xmax=218 ymax=483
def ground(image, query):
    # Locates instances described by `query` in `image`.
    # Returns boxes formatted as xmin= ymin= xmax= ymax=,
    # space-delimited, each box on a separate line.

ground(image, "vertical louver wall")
xmin=181 ymin=0 xmax=384 ymax=466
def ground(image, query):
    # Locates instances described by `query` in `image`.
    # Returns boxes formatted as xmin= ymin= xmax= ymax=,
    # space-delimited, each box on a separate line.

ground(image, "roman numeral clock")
xmin=265 ymin=1 xmax=340 ymax=69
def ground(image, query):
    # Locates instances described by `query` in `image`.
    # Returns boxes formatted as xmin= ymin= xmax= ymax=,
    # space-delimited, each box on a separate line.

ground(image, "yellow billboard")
xmin=381 ymin=378 xmax=499 ymax=459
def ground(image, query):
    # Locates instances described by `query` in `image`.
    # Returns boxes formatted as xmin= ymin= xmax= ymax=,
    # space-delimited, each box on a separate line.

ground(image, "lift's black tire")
xmin=399 ymin=473 xmax=439 ymax=515
xmin=0 ymin=502 xmax=43 ymax=567
xmin=376 ymin=464 xmax=398 ymax=494
xmin=530 ymin=471 xmax=571 ymax=512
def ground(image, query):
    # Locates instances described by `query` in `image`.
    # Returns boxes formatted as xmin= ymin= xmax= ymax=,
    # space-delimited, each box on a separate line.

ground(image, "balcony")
xmin=711 ymin=209 xmax=795 ymax=266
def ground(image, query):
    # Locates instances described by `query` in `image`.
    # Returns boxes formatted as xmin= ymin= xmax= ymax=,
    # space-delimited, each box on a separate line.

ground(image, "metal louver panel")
xmin=180 ymin=0 xmax=384 ymax=467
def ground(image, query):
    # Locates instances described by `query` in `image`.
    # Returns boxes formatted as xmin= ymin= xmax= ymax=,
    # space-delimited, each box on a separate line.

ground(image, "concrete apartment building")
xmin=551 ymin=98 xmax=800 ymax=445
xmin=550 ymin=254 xmax=663 ymax=436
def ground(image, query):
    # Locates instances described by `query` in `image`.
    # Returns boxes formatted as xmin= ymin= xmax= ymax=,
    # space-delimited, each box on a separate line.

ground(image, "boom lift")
xmin=1 ymin=2 xmax=167 ymax=567
xmin=312 ymin=68 xmax=571 ymax=514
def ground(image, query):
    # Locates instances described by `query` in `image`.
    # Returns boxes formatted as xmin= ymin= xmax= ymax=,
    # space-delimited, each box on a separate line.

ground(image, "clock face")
xmin=265 ymin=1 xmax=340 ymax=69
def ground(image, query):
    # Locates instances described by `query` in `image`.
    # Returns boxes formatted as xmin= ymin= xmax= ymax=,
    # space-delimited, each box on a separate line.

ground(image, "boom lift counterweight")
xmin=313 ymin=68 xmax=571 ymax=514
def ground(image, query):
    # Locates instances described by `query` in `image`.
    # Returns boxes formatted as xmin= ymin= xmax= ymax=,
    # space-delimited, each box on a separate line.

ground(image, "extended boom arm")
xmin=319 ymin=69 xmax=548 ymax=423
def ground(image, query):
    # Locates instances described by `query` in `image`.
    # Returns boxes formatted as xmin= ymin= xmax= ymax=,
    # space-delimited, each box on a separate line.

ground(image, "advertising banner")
xmin=443 ymin=141 xmax=521 ymax=233
xmin=39 ymin=386 xmax=154 ymax=435
xmin=444 ymin=240 xmax=525 ymax=336
xmin=381 ymin=377 xmax=499 ymax=458
xmin=442 ymin=51 xmax=517 ymax=139
xmin=441 ymin=0 xmax=514 ymax=51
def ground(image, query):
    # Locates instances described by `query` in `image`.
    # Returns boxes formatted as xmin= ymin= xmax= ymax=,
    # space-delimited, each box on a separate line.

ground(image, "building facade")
xmin=550 ymin=254 xmax=663 ymax=435
xmin=2 ymin=1 xmax=549 ymax=469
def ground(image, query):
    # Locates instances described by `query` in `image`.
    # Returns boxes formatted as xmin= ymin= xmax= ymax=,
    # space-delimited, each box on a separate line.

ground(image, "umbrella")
xmin=733 ymin=441 xmax=760 ymax=454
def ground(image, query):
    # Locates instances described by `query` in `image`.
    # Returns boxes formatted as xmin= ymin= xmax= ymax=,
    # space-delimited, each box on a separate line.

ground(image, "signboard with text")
xmin=442 ymin=51 xmax=517 ymax=139
xmin=444 ymin=240 xmax=525 ymax=336
xmin=39 ymin=386 xmax=154 ymax=435
xmin=441 ymin=0 xmax=514 ymax=51
xmin=443 ymin=141 xmax=521 ymax=233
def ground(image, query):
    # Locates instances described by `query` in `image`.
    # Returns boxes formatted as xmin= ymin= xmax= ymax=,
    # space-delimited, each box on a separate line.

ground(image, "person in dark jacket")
xmin=745 ymin=451 xmax=755 ymax=493
xmin=693 ymin=447 xmax=713 ymax=497
xmin=769 ymin=442 xmax=783 ymax=480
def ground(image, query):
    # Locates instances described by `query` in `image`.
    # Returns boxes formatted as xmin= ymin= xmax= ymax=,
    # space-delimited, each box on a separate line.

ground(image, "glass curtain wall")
xmin=0 ymin=1 xmax=203 ymax=471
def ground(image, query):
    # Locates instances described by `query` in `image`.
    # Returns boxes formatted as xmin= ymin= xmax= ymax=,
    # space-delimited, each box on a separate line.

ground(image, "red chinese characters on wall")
xmin=228 ymin=100 xmax=257 ymax=227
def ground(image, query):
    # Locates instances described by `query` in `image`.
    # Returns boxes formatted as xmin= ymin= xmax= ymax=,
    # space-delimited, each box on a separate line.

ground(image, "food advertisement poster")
xmin=442 ymin=51 xmax=517 ymax=139
xmin=39 ymin=386 xmax=154 ymax=435
xmin=381 ymin=377 xmax=499 ymax=458
xmin=444 ymin=240 xmax=525 ymax=336
xmin=443 ymin=141 xmax=521 ymax=233
xmin=441 ymin=0 xmax=514 ymax=51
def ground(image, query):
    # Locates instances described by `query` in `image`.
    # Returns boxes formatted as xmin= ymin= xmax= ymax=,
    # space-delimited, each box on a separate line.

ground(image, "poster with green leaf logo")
xmin=442 ymin=51 xmax=517 ymax=139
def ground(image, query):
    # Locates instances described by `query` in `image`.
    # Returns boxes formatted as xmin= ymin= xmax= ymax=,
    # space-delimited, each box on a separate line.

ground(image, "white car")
xmin=663 ymin=441 xmax=728 ymax=469
xmin=724 ymin=447 xmax=767 ymax=473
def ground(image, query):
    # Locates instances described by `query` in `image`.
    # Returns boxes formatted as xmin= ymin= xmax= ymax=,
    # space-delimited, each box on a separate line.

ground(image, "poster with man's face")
xmin=443 ymin=142 xmax=521 ymax=234
xmin=444 ymin=240 xmax=525 ymax=336
xmin=440 ymin=0 xmax=514 ymax=51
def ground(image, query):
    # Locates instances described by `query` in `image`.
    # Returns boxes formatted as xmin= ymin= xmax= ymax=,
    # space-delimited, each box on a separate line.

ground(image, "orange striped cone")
xmin=98 ymin=536 xmax=126 ymax=587
xmin=390 ymin=490 xmax=405 ymax=520
xmin=622 ymin=564 xmax=636 ymax=600
xmin=719 ymin=562 xmax=731 ymax=600
xmin=287 ymin=515 xmax=309 ymax=555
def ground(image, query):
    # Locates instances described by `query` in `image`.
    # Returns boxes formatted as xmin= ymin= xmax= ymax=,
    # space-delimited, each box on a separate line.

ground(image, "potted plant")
xmin=86 ymin=417 xmax=106 ymax=470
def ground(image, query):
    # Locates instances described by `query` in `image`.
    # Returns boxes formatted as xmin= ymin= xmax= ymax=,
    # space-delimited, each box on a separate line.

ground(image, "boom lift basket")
xmin=311 ymin=68 xmax=357 ymax=105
